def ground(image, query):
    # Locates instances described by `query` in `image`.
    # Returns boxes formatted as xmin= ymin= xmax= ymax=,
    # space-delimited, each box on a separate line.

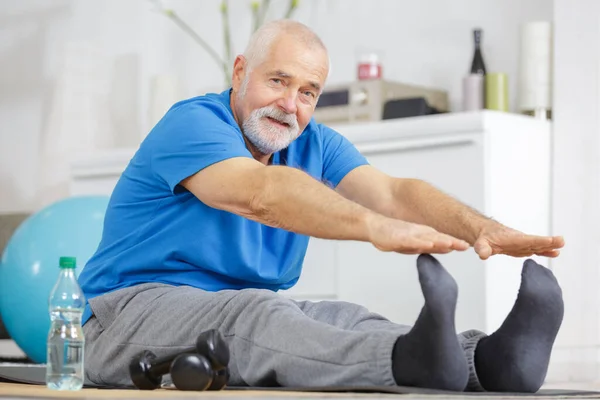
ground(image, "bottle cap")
xmin=59 ymin=257 xmax=77 ymax=269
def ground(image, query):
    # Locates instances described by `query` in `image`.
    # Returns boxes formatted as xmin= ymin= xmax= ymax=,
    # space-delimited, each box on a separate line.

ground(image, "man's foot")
xmin=475 ymin=259 xmax=564 ymax=392
xmin=392 ymin=254 xmax=468 ymax=391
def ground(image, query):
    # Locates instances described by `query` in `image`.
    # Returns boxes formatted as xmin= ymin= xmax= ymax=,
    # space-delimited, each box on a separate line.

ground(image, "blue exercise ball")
xmin=0 ymin=195 xmax=109 ymax=364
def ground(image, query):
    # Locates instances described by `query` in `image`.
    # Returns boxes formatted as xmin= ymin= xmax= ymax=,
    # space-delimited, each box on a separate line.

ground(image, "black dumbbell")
xmin=208 ymin=367 xmax=230 ymax=390
xmin=169 ymin=331 xmax=231 ymax=391
xmin=194 ymin=329 xmax=230 ymax=371
xmin=169 ymin=353 xmax=230 ymax=391
xmin=170 ymin=353 xmax=212 ymax=391
xmin=129 ymin=329 xmax=229 ymax=390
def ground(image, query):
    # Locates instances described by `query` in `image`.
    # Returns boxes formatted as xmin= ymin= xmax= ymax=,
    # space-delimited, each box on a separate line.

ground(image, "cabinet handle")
xmin=355 ymin=134 xmax=477 ymax=155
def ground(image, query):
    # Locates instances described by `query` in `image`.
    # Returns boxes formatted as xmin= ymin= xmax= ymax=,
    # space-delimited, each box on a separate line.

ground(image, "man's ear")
xmin=231 ymin=55 xmax=247 ymax=93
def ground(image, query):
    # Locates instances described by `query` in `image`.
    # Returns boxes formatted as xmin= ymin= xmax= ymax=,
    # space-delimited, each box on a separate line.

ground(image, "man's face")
xmin=231 ymin=35 xmax=329 ymax=156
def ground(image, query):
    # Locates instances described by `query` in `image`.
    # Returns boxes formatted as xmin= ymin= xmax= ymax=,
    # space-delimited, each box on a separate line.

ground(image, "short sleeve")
xmin=149 ymin=101 xmax=253 ymax=193
xmin=320 ymin=124 xmax=369 ymax=188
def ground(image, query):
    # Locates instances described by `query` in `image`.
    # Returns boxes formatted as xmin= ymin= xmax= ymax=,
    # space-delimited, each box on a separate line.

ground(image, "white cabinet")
xmin=286 ymin=111 xmax=551 ymax=334
xmin=70 ymin=110 xmax=551 ymax=335
xmin=335 ymin=130 xmax=487 ymax=332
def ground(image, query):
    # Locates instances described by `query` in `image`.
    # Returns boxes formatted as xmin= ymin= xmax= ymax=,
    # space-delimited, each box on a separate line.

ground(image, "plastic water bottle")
xmin=46 ymin=256 xmax=86 ymax=390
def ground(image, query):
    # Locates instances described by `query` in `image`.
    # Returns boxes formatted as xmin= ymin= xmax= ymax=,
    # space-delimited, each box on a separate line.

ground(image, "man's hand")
xmin=367 ymin=214 xmax=470 ymax=254
xmin=473 ymin=224 xmax=565 ymax=260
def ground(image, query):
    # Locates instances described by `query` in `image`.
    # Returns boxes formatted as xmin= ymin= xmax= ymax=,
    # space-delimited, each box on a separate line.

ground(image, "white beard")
xmin=241 ymin=105 xmax=300 ymax=155
xmin=236 ymin=73 xmax=301 ymax=155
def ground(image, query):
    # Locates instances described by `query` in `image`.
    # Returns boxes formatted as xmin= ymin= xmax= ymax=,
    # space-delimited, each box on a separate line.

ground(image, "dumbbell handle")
xmin=147 ymin=346 xmax=198 ymax=378
xmin=147 ymin=330 xmax=229 ymax=378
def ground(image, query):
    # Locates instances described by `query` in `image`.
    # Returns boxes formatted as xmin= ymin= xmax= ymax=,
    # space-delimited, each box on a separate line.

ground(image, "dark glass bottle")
xmin=470 ymin=28 xmax=486 ymax=75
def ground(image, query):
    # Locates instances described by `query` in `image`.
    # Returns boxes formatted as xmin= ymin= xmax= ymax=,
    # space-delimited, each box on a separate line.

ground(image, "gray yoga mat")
xmin=1 ymin=363 xmax=599 ymax=397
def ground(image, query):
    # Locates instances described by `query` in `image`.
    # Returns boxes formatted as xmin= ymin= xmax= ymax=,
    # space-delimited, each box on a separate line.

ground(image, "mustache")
xmin=254 ymin=106 xmax=299 ymax=129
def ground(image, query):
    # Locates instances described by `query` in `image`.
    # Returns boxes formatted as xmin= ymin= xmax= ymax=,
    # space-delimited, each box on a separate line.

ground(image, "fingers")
xmin=488 ymin=233 xmax=565 ymax=258
xmin=428 ymin=238 xmax=469 ymax=253
xmin=473 ymin=236 xmax=559 ymax=260
xmin=522 ymin=235 xmax=563 ymax=256
xmin=479 ymin=248 xmax=561 ymax=259
xmin=550 ymin=236 xmax=565 ymax=248
xmin=520 ymin=234 xmax=565 ymax=251
xmin=382 ymin=236 xmax=466 ymax=255
xmin=528 ymin=235 xmax=557 ymax=248
xmin=381 ymin=226 xmax=565 ymax=258
xmin=540 ymin=235 xmax=565 ymax=248
xmin=408 ymin=233 xmax=469 ymax=254
xmin=536 ymin=249 xmax=561 ymax=257
xmin=506 ymin=249 xmax=561 ymax=258
xmin=449 ymin=237 xmax=470 ymax=251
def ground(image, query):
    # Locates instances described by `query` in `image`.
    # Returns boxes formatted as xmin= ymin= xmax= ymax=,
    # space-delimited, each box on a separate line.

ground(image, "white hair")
xmin=242 ymin=19 xmax=330 ymax=75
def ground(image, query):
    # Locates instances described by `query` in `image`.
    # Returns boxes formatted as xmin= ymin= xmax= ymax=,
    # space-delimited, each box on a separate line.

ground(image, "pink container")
xmin=357 ymin=53 xmax=382 ymax=80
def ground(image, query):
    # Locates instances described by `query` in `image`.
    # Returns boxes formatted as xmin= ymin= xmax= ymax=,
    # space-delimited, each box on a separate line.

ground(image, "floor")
xmin=1 ymin=383 xmax=394 ymax=400
xmin=2 ymin=381 xmax=600 ymax=400
xmin=1 ymin=361 xmax=600 ymax=400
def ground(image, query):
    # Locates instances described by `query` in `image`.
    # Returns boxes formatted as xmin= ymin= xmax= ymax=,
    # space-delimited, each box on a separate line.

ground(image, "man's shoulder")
xmin=166 ymin=90 xmax=235 ymax=125
xmin=136 ymin=89 xmax=241 ymax=161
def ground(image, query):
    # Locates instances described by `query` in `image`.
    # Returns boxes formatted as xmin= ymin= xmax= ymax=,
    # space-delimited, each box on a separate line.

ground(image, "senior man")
xmin=78 ymin=19 xmax=564 ymax=392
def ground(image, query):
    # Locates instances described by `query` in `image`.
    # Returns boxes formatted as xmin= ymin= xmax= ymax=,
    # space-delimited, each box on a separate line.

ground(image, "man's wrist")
xmin=362 ymin=209 xmax=385 ymax=244
xmin=468 ymin=215 xmax=503 ymax=243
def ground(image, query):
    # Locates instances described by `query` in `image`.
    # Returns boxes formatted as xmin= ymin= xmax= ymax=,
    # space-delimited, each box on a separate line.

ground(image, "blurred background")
xmin=1 ymin=0 xmax=599 ymax=389
xmin=0 ymin=0 xmax=556 ymax=213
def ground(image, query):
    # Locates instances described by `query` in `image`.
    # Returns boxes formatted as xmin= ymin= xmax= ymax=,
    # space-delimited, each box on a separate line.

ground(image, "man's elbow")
xmin=244 ymin=167 xmax=277 ymax=221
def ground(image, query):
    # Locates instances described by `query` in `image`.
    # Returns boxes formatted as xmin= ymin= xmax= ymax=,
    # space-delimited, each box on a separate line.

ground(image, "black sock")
xmin=392 ymin=254 xmax=468 ymax=391
xmin=475 ymin=259 xmax=564 ymax=392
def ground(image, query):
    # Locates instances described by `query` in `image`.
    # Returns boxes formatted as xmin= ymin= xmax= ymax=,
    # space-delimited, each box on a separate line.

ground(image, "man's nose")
xmin=277 ymin=90 xmax=298 ymax=114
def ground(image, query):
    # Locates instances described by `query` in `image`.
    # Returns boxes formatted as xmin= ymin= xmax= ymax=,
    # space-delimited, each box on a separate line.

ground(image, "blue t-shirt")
xmin=78 ymin=89 xmax=369 ymax=325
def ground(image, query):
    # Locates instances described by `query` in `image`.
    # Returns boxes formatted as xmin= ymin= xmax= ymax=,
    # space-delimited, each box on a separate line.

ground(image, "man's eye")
xmin=271 ymin=79 xmax=282 ymax=84
xmin=303 ymin=91 xmax=315 ymax=98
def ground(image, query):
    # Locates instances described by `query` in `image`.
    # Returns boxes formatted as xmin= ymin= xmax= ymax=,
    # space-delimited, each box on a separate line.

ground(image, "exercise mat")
xmin=1 ymin=363 xmax=599 ymax=398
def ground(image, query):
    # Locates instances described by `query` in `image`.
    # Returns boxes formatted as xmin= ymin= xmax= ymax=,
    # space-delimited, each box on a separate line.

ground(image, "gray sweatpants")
xmin=83 ymin=283 xmax=487 ymax=390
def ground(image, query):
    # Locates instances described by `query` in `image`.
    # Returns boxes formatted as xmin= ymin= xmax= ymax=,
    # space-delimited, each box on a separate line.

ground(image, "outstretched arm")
xmin=336 ymin=165 xmax=564 ymax=260
xmin=181 ymin=157 xmax=469 ymax=254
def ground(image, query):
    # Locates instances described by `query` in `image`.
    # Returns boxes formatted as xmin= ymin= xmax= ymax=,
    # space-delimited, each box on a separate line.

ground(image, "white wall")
xmin=0 ymin=0 xmax=552 ymax=213
xmin=0 ymin=0 xmax=150 ymax=213
xmin=546 ymin=0 xmax=600 ymax=384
